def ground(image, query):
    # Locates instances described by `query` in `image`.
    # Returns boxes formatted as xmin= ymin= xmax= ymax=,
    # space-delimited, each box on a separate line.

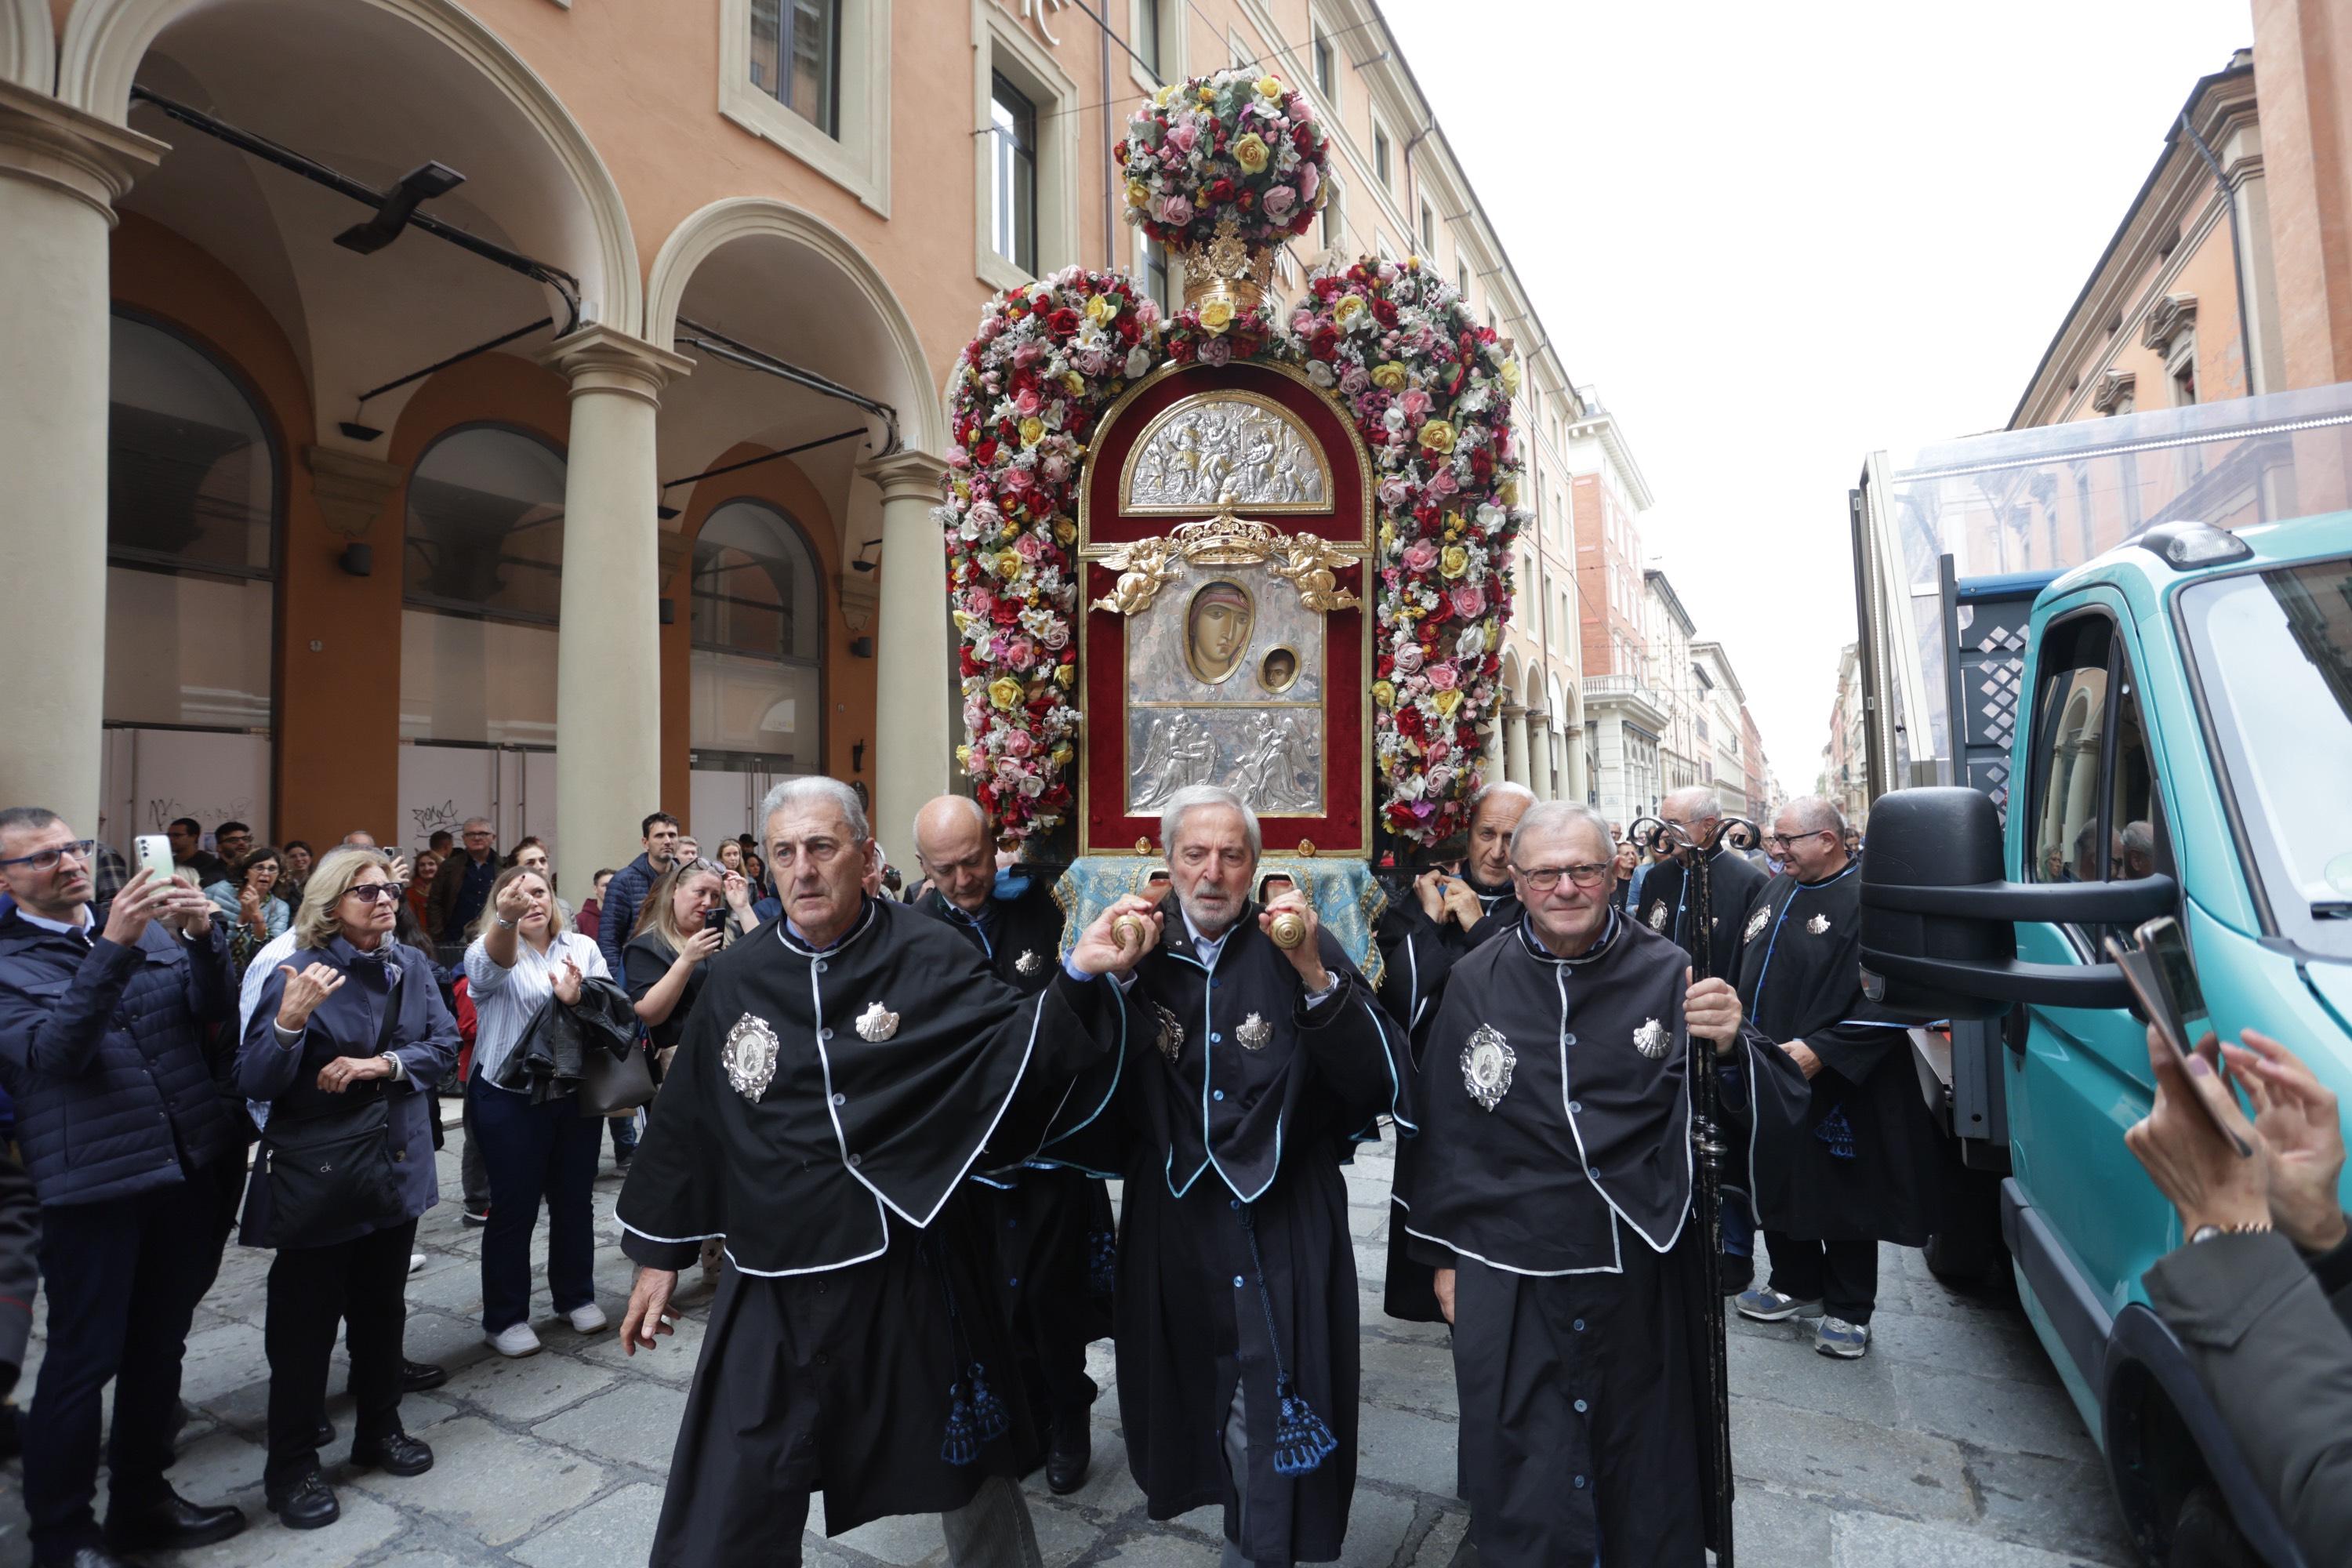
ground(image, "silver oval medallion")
xmin=1646 ymin=902 xmax=1670 ymax=931
xmin=1743 ymin=905 xmax=1772 ymax=945
xmin=724 ymin=1013 xmax=781 ymax=1102
xmin=1461 ymin=1023 xmax=1516 ymax=1112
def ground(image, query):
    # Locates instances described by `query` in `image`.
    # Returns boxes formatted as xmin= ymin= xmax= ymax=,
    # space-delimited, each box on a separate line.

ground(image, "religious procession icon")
xmin=1744 ymin=905 xmax=1773 ymax=945
xmin=722 ymin=1012 xmax=779 ymax=1103
xmin=1646 ymin=902 xmax=1670 ymax=931
xmin=1461 ymin=1022 xmax=1516 ymax=1112
xmin=935 ymin=67 xmax=1530 ymax=964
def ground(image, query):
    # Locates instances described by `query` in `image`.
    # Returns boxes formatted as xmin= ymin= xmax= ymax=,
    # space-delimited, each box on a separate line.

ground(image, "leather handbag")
xmin=259 ymin=971 xmax=408 ymax=1248
xmin=577 ymin=1036 xmax=655 ymax=1119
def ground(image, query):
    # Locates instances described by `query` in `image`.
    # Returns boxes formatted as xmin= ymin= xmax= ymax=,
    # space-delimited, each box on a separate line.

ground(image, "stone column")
xmin=863 ymin=450 xmax=952 ymax=858
xmin=1482 ymin=711 xmax=1506 ymax=790
xmin=537 ymin=326 xmax=691 ymax=903
xmin=0 ymin=84 xmax=162 ymax=826
xmin=1526 ymin=712 xmax=1553 ymax=801
xmin=1502 ymin=705 xmax=1530 ymax=787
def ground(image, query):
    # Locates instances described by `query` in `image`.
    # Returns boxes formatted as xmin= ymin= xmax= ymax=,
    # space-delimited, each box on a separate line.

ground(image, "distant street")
xmin=0 ymin=1123 xmax=2126 ymax=1567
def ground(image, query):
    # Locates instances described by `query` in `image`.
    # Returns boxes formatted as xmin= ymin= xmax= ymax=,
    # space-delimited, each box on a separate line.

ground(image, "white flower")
xmin=1125 ymin=344 xmax=1154 ymax=378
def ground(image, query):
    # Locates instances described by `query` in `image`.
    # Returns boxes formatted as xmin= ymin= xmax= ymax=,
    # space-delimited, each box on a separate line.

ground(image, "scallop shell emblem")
xmin=855 ymin=1001 xmax=900 ymax=1042
xmin=1634 ymin=1017 xmax=1671 ymax=1060
xmin=1014 ymin=948 xmax=1042 ymax=976
xmin=1806 ymin=913 xmax=1831 ymax=936
xmin=1236 ymin=1011 xmax=1273 ymax=1051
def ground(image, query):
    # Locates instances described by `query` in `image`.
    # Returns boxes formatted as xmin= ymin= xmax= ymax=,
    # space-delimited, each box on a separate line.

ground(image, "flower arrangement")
xmin=1118 ymin=69 xmax=1329 ymax=251
xmin=1289 ymin=256 xmax=1526 ymax=845
xmin=938 ymin=268 xmax=1163 ymax=842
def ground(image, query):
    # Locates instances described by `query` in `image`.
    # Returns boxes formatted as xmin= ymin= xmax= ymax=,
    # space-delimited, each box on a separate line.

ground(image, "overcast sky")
xmin=1381 ymin=0 xmax=2255 ymax=789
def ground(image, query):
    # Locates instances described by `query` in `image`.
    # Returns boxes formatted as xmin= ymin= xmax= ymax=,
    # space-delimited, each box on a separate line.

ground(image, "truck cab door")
xmin=2005 ymin=602 xmax=2181 ymax=1386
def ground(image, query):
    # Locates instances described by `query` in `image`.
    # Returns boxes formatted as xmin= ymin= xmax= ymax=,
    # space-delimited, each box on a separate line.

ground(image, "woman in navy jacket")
xmin=238 ymin=847 xmax=457 ymax=1532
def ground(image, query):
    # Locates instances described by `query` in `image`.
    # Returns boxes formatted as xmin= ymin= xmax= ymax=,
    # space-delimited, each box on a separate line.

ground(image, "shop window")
xmin=104 ymin=312 xmax=277 ymax=731
xmin=691 ymin=500 xmax=824 ymax=771
xmin=400 ymin=426 xmax=565 ymax=746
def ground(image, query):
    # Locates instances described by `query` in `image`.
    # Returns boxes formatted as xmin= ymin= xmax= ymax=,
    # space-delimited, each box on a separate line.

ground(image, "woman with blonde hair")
xmin=238 ymin=848 xmax=457 ymax=1530
xmin=462 ymin=865 xmax=614 ymax=1357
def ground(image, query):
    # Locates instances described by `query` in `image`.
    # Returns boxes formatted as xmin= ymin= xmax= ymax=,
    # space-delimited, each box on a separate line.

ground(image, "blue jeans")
xmin=472 ymin=1083 xmax=601 ymax=1333
xmin=1719 ymin=1185 xmax=1755 ymax=1261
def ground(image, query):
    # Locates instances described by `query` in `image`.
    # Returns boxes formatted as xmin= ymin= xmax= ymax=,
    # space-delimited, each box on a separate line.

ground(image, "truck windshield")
xmin=2179 ymin=557 xmax=2352 ymax=958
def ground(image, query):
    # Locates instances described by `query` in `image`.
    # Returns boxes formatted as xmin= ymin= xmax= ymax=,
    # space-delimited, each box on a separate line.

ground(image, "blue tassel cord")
xmin=1813 ymin=1103 xmax=1857 ymax=1161
xmin=941 ymin=1380 xmax=981 ymax=1467
xmin=1240 ymin=1205 xmax=1335 ymax=1477
xmin=1089 ymin=1226 xmax=1117 ymax=1298
xmin=968 ymin=1362 xmax=1011 ymax=1442
xmin=929 ymin=1243 xmax=1007 ymax=1467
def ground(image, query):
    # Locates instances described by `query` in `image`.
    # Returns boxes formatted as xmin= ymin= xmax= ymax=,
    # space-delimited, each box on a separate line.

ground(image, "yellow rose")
xmin=1051 ymin=742 xmax=1074 ymax=766
xmin=1377 ymin=519 xmax=1396 ymax=552
xmin=1499 ymin=358 xmax=1522 ymax=394
xmin=1054 ymin=663 xmax=1077 ymax=689
xmin=952 ymin=476 xmax=971 ymax=503
xmin=1232 ymin=132 xmax=1270 ymax=174
xmin=1063 ymin=371 xmax=1086 ymax=396
xmin=1256 ymin=74 xmax=1283 ymax=100
xmin=1333 ymin=295 xmax=1367 ymax=330
xmin=1370 ymin=361 xmax=1409 ymax=391
xmin=1419 ymin=420 xmax=1458 ymax=455
xmin=1198 ymin=298 xmax=1236 ymax=335
xmin=952 ymin=609 xmax=976 ymax=634
xmin=1054 ymin=517 xmax=1077 ymax=544
xmin=1126 ymin=180 xmax=1150 ymax=209
xmin=1433 ymin=688 xmax=1463 ymax=718
xmin=987 ymin=677 xmax=1024 ymax=711
xmin=956 ymin=744 xmax=971 ymax=770
xmin=1018 ymin=416 xmax=1045 ymax=448
xmin=1154 ymin=83 xmax=1177 ymax=107
xmin=1372 ymin=680 xmax=1396 ymax=710
xmin=995 ymin=549 xmax=1023 ymax=579
xmin=1085 ymin=293 xmax=1116 ymax=324
xmin=1498 ymin=477 xmax=1520 ymax=508
xmin=1443 ymin=510 xmax=1465 ymax=538
xmin=1440 ymin=545 xmax=1468 ymax=579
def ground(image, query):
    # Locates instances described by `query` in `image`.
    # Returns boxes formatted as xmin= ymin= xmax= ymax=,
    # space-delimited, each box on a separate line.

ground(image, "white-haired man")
xmin=614 ymin=777 xmax=1159 ymax=1566
xmin=1730 ymin=796 xmax=1940 ymax=1359
xmin=1051 ymin=785 xmax=1412 ymax=1568
xmin=1395 ymin=801 xmax=1779 ymax=1565
xmin=910 ymin=793 xmax=1110 ymax=1494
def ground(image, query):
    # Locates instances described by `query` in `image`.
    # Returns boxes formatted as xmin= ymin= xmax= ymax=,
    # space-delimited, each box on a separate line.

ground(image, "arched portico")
xmin=0 ymin=0 xmax=49 ymax=91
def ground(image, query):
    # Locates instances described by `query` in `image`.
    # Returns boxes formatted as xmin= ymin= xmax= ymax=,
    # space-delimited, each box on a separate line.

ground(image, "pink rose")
xmin=1013 ymin=387 xmax=1041 ymax=418
xmin=1449 ymin=583 xmax=1486 ymax=617
xmin=1338 ymin=365 xmax=1371 ymax=397
xmin=1040 ymin=620 xmax=1069 ymax=650
xmin=1263 ymin=186 xmax=1297 ymax=220
xmin=1001 ymin=466 xmax=1033 ymax=494
xmin=1014 ymin=534 xmax=1044 ymax=561
xmin=1007 ymin=635 xmax=1036 ymax=666
xmin=1199 ymin=336 xmax=1233 ymax=367
xmin=1153 ymin=194 xmax=1194 ymax=227
xmin=1427 ymin=663 xmax=1459 ymax=691
xmin=1168 ymin=122 xmax=1199 ymax=154
xmin=1012 ymin=339 xmax=1044 ymax=367
xmin=1006 ymin=729 xmax=1034 ymax=757
xmin=1399 ymin=388 xmax=1432 ymax=422
xmin=1040 ymin=454 xmax=1071 ymax=482
xmin=1425 ymin=469 xmax=1460 ymax=499
xmin=1298 ymin=162 xmax=1319 ymax=202
xmin=1377 ymin=475 xmax=1414 ymax=510
xmin=1401 ymin=539 xmax=1439 ymax=575
xmin=1392 ymin=642 xmax=1425 ymax=675
xmin=1292 ymin=308 xmax=1318 ymax=336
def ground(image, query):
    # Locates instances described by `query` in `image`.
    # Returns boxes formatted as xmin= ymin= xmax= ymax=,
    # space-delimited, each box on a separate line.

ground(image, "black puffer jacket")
xmin=491 ymin=975 xmax=638 ymax=1104
xmin=0 ymin=905 xmax=241 ymax=1207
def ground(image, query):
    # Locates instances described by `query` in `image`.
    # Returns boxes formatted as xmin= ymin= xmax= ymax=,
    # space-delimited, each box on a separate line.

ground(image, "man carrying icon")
xmin=1046 ymin=784 xmax=1414 ymax=1568
xmin=614 ymin=777 xmax=1157 ymax=1567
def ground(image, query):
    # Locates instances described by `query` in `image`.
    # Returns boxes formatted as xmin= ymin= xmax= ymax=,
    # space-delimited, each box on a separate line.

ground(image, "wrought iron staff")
xmin=1628 ymin=811 xmax=1756 ymax=1568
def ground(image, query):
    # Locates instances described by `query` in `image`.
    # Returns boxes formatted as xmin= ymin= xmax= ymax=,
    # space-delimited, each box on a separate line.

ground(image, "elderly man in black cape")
xmin=613 ymin=778 xmax=1162 ymax=1567
xmin=910 ymin=793 xmax=1114 ymax=1494
xmin=1048 ymin=784 xmax=1414 ymax=1568
xmin=1395 ymin=800 xmax=1771 ymax=1566
xmin=1730 ymin=795 xmax=1941 ymax=1359
xmin=1634 ymin=785 xmax=1773 ymax=1292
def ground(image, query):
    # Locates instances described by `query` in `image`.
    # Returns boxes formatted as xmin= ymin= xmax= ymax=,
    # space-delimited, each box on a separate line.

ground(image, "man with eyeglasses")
xmin=0 ymin=808 xmax=251 ymax=1563
xmin=1730 ymin=797 xmax=1941 ymax=1360
xmin=425 ymin=818 xmax=499 ymax=943
xmin=612 ymin=777 xmax=1153 ymax=1567
xmin=909 ymin=794 xmax=1110 ymax=1495
xmin=1393 ymin=800 xmax=1772 ymax=1566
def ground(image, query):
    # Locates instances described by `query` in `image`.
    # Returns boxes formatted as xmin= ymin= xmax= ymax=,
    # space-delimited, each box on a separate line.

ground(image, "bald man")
xmin=910 ymin=796 xmax=1111 ymax=1494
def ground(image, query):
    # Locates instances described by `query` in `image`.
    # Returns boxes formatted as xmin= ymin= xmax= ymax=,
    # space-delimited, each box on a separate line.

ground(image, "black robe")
xmin=1730 ymin=862 xmax=1941 ymax=1247
xmin=1051 ymin=902 xmax=1414 ymax=1565
xmin=915 ymin=881 xmax=1116 ymax=1425
xmin=1634 ymin=845 xmax=1769 ymax=985
xmin=615 ymin=898 xmax=1131 ymax=1552
xmin=1395 ymin=909 xmax=1733 ymax=1566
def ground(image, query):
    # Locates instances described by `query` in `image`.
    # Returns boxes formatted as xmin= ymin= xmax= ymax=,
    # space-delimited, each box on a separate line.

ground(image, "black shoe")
xmin=400 ymin=1358 xmax=449 ymax=1392
xmin=1045 ymin=1419 xmax=1091 ymax=1494
xmin=104 ymin=1484 xmax=248 ymax=1551
xmin=350 ymin=1430 xmax=434 ymax=1476
xmin=461 ymin=1207 xmax=489 ymax=1227
xmin=314 ymin=1417 xmax=336 ymax=1450
xmin=266 ymin=1469 xmax=340 ymax=1530
xmin=38 ymin=1548 xmax=139 ymax=1568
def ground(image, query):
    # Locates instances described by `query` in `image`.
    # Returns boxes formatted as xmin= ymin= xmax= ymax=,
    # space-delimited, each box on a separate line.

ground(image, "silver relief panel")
xmin=1123 ymin=394 xmax=1330 ymax=513
xmin=1125 ymin=559 xmax=1325 ymax=817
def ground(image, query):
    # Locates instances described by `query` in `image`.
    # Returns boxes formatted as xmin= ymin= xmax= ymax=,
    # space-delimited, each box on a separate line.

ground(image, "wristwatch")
xmin=495 ymin=914 xmax=517 ymax=930
xmin=2188 ymin=1221 xmax=2274 ymax=1244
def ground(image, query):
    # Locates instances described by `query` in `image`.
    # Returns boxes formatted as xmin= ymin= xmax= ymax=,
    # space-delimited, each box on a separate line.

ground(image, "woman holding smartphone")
xmin=205 ymin=844 xmax=291 ymax=978
xmin=238 ymin=848 xmax=457 ymax=1530
xmin=622 ymin=858 xmax=750 ymax=1070
xmin=461 ymin=866 xmax=613 ymax=1358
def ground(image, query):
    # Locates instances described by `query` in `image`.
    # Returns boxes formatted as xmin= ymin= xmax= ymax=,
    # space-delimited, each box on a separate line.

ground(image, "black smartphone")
xmin=2104 ymin=919 xmax=2249 ymax=1156
xmin=702 ymin=906 xmax=728 ymax=935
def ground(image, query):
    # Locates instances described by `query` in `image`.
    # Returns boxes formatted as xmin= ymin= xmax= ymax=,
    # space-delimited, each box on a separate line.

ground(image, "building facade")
xmin=1566 ymin=384 xmax=1666 ymax=829
xmin=0 ymin=0 xmax=1595 ymax=895
xmin=1819 ymin=641 xmax=1867 ymax=830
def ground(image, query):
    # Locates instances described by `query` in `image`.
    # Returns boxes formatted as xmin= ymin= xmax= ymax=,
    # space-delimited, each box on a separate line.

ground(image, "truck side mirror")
xmin=1859 ymin=789 xmax=2016 ymax=1021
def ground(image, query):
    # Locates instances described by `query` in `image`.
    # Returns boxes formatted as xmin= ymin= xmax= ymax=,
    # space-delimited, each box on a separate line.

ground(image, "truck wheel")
xmin=1922 ymin=1225 xmax=1994 ymax=1284
xmin=2166 ymin=1485 xmax=2257 ymax=1568
xmin=1922 ymin=1145 xmax=2004 ymax=1287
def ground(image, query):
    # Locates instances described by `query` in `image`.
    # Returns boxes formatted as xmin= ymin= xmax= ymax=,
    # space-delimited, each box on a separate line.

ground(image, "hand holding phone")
xmin=2107 ymin=920 xmax=2252 ymax=1158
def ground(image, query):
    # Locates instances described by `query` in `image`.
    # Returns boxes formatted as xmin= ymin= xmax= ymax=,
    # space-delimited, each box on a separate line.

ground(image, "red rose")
xmin=1047 ymin=307 xmax=1080 ymax=336
xmin=1207 ymin=178 xmax=1236 ymax=203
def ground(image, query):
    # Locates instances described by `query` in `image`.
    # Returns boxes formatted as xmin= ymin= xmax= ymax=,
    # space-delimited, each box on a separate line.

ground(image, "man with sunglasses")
xmin=1729 ymin=797 xmax=1941 ymax=1359
xmin=0 ymin=809 xmax=250 ymax=1564
xmin=1393 ymin=800 xmax=1771 ymax=1565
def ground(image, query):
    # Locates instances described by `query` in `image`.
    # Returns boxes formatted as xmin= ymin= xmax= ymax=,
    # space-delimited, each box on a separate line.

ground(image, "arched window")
xmin=105 ymin=312 xmax=277 ymax=729
xmin=690 ymin=499 xmax=823 ymax=770
xmin=400 ymin=425 xmax=565 ymax=745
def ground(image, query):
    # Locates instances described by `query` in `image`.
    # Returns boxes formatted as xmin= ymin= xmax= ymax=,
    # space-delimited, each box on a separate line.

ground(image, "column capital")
xmin=858 ymin=448 xmax=949 ymax=506
xmin=538 ymin=325 xmax=693 ymax=407
xmin=0 ymin=79 xmax=164 ymax=223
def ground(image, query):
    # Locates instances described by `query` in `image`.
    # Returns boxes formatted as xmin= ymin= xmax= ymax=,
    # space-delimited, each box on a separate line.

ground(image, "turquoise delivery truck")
xmin=1844 ymin=383 xmax=2352 ymax=1567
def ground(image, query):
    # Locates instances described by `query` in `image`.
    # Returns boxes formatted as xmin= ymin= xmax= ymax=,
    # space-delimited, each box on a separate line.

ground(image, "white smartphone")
xmin=132 ymin=834 xmax=176 ymax=885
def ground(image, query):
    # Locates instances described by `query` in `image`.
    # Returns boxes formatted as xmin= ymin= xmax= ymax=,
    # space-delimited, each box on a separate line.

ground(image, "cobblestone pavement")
xmin=0 ymin=1124 xmax=2135 ymax=1566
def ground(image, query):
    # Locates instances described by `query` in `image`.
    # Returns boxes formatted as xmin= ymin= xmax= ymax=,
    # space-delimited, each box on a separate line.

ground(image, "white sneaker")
xmin=566 ymin=1303 xmax=608 ymax=1334
xmin=486 ymin=1322 xmax=543 ymax=1358
xmin=408 ymin=1252 xmax=426 ymax=1275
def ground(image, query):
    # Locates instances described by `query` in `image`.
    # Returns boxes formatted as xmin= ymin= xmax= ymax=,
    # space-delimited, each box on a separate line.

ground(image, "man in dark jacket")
xmin=425 ymin=818 xmax=499 ymax=942
xmin=0 ymin=808 xmax=249 ymax=1565
xmin=593 ymin=811 xmax=679 ymax=977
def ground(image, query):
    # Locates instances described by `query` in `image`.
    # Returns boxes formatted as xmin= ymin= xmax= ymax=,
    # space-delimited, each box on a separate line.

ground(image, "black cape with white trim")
xmin=616 ymin=896 xmax=1128 ymax=1276
xmin=1396 ymin=909 xmax=1695 ymax=1277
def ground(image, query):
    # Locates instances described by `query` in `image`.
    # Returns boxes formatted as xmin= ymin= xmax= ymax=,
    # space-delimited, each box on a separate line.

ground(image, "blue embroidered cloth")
xmin=1051 ymin=855 xmax=1386 ymax=989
